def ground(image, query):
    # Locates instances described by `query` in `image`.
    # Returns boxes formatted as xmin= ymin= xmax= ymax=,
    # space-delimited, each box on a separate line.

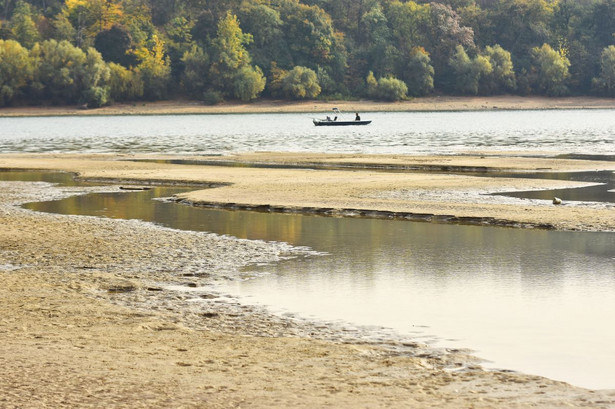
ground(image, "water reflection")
xmin=10 ymin=173 xmax=615 ymax=389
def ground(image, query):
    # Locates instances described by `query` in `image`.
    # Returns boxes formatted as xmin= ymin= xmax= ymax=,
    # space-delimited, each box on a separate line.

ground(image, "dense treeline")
xmin=3 ymin=0 xmax=615 ymax=107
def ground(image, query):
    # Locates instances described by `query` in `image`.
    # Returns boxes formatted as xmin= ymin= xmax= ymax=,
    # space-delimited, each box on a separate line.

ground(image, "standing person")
xmin=355 ymin=112 xmax=361 ymax=121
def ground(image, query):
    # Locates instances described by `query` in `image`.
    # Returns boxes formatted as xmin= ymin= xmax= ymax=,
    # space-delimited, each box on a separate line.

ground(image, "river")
xmin=1 ymin=109 xmax=615 ymax=155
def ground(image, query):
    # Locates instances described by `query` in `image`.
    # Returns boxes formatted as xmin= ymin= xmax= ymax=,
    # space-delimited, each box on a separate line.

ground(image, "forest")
xmin=3 ymin=0 xmax=615 ymax=107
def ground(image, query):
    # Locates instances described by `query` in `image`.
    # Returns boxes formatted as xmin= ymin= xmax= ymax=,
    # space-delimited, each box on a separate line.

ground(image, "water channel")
xmin=3 ymin=170 xmax=612 ymax=390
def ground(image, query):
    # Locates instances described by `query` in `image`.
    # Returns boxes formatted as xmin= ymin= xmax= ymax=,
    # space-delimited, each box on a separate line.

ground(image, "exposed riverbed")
xmin=5 ymin=167 xmax=615 ymax=390
xmin=2 ymin=152 xmax=615 ymax=408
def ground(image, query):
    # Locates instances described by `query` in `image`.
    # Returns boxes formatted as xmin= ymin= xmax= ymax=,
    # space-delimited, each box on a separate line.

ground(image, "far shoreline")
xmin=3 ymin=95 xmax=615 ymax=116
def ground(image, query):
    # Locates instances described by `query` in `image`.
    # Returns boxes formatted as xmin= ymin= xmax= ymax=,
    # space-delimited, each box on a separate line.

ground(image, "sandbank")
xmin=1 ymin=152 xmax=614 ymax=231
xmin=1 ymin=152 xmax=615 ymax=408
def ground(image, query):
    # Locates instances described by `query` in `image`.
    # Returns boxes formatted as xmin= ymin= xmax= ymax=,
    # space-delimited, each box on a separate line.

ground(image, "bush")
xmin=366 ymin=72 xmax=407 ymax=101
xmin=108 ymin=62 xmax=144 ymax=101
xmin=81 ymin=86 xmax=109 ymax=108
xmin=278 ymin=66 xmax=321 ymax=99
xmin=376 ymin=76 xmax=408 ymax=101
xmin=202 ymin=89 xmax=223 ymax=105
xmin=233 ymin=65 xmax=266 ymax=101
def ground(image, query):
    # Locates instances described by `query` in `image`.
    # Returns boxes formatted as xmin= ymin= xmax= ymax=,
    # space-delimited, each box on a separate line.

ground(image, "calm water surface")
xmin=1 ymin=109 xmax=615 ymax=154
xmin=14 ymin=178 xmax=615 ymax=390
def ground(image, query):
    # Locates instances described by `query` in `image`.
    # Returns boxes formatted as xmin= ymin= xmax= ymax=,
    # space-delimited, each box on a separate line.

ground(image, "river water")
xmin=1 ymin=110 xmax=615 ymax=390
xmin=1 ymin=109 xmax=615 ymax=155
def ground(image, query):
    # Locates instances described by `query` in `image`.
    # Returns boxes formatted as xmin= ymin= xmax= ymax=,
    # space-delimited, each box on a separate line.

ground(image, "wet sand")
xmin=1 ymin=152 xmax=615 ymax=408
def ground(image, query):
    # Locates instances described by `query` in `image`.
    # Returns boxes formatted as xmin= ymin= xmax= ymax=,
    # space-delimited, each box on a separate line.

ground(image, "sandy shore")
xmin=1 ymin=152 xmax=615 ymax=408
xmin=2 ymin=95 xmax=615 ymax=116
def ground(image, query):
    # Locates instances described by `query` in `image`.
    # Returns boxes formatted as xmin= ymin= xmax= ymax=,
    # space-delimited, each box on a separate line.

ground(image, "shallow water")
xmin=493 ymin=170 xmax=615 ymax=203
xmin=1 ymin=109 xmax=615 ymax=155
xmin=11 ymin=173 xmax=615 ymax=390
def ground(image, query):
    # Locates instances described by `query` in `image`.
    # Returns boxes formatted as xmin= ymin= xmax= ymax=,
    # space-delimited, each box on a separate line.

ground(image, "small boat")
xmin=313 ymin=119 xmax=372 ymax=126
xmin=313 ymin=108 xmax=371 ymax=126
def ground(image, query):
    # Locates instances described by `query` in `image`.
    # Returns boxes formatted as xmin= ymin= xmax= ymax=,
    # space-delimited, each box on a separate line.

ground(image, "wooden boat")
xmin=313 ymin=108 xmax=371 ymax=126
xmin=313 ymin=119 xmax=372 ymax=126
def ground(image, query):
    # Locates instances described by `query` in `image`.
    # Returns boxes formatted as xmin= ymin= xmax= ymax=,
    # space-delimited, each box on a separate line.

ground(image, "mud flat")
xmin=1 ymin=153 xmax=615 ymax=408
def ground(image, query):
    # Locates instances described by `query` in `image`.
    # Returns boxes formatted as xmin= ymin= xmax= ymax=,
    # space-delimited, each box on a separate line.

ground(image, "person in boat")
xmin=334 ymin=116 xmax=337 ymax=121
xmin=326 ymin=116 xmax=332 ymax=121
xmin=355 ymin=113 xmax=361 ymax=121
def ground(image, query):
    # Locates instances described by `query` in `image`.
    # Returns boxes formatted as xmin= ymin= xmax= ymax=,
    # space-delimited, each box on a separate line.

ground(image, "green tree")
xmin=63 ymin=0 xmax=124 ymax=48
xmin=30 ymin=39 xmax=84 ymax=102
xmin=357 ymin=4 xmax=394 ymax=79
xmin=309 ymin=0 xmax=371 ymax=39
xmin=10 ymin=0 xmax=40 ymax=48
xmin=238 ymin=3 xmax=282 ymax=49
xmin=366 ymin=71 xmax=407 ymax=101
xmin=375 ymin=76 xmax=408 ymax=101
xmin=30 ymin=39 xmax=110 ymax=105
xmin=181 ymin=44 xmax=210 ymax=98
xmin=94 ymin=24 xmax=135 ymax=67
xmin=530 ymin=43 xmax=570 ymax=96
xmin=51 ymin=12 xmax=76 ymax=43
xmin=481 ymin=44 xmax=516 ymax=94
xmin=209 ymin=11 xmax=253 ymax=95
xmin=107 ymin=61 xmax=143 ymax=101
xmin=80 ymin=47 xmax=110 ymax=107
xmin=385 ymin=1 xmax=430 ymax=55
xmin=163 ymin=16 xmax=194 ymax=80
xmin=482 ymin=0 xmax=553 ymax=69
xmin=426 ymin=2 xmax=475 ymax=89
xmin=449 ymin=45 xmax=492 ymax=95
xmin=237 ymin=2 xmax=290 ymax=78
xmin=0 ymin=39 xmax=32 ymax=105
xmin=592 ymin=45 xmax=615 ymax=96
xmin=277 ymin=0 xmax=343 ymax=71
xmin=401 ymin=47 xmax=434 ymax=97
xmin=233 ymin=65 xmax=265 ymax=101
xmin=366 ymin=70 xmax=378 ymax=97
xmin=276 ymin=65 xmax=321 ymax=99
xmin=134 ymin=34 xmax=171 ymax=100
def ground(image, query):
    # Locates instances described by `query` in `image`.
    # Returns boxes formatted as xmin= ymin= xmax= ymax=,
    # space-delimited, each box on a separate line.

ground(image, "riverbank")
xmin=1 ymin=153 xmax=615 ymax=408
xmin=3 ymin=95 xmax=615 ymax=116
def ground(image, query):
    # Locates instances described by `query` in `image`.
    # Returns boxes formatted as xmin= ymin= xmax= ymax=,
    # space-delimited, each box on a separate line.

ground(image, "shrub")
xmin=279 ymin=66 xmax=321 ymax=99
xmin=376 ymin=76 xmax=408 ymax=101
xmin=202 ymin=89 xmax=223 ymax=105
xmin=233 ymin=65 xmax=266 ymax=101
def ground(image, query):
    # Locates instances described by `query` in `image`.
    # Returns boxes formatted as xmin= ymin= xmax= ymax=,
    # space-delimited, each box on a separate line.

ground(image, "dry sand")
xmin=1 ymin=151 xmax=614 ymax=408
xmin=3 ymin=95 xmax=615 ymax=116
